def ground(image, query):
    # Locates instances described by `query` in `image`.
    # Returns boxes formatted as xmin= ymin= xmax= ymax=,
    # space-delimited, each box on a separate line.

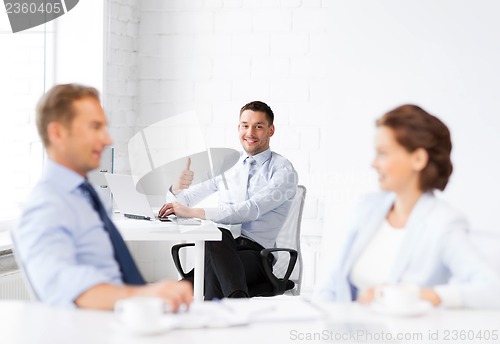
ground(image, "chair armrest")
xmin=259 ymin=248 xmax=298 ymax=295
xmin=171 ymin=243 xmax=195 ymax=278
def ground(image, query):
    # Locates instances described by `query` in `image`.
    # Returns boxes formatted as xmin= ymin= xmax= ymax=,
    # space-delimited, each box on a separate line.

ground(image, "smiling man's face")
xmin=238 ymin=109 xmax=275 ymax=156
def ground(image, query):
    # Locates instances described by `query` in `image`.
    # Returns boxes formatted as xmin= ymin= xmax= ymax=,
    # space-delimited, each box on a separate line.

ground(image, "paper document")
xmin=164 ymin=298 xmax=324 ymax=329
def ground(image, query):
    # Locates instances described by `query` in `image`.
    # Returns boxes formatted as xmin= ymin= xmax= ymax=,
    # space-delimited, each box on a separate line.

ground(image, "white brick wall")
xmin=105 ymin=0 xmax=140 ymax=174
xmin=105 ymin=0 xmax=179 ymax=283
xmin=0 ymin=23 xmax=51 ymax=223
xmin=106 ymin=0 xmax=329 ymax=293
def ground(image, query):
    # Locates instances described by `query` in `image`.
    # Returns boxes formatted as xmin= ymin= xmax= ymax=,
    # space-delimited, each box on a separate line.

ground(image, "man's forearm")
xmin=74 ymin=284 xmax=136 ymax=310
xmin=191 ymin=208 xmax=206 ymax=220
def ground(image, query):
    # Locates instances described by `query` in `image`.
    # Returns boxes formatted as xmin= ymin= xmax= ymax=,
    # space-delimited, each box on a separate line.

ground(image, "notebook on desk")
xmin=104 ymin=173 xmax=157 ymax=220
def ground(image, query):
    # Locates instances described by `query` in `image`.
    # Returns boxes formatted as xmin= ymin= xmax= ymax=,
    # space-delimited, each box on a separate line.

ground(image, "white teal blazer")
xmin=314 ymin=192 xmax=500 ymax=308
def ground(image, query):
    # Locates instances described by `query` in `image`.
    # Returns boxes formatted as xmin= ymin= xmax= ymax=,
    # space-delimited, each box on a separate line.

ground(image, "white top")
xmin=350 ymin=220 xmax=407 ymax=295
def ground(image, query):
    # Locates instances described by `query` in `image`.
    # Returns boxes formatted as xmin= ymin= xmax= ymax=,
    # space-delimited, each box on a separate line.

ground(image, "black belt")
xmin=235 ymin=236 xmax=264 ymax=251
xmin=235 ymin=236 xmax=274 ymax=267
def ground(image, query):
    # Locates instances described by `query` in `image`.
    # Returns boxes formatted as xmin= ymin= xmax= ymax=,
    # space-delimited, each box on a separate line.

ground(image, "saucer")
xmin=111 ymin=317 xmax=177 ymax=336
xmin=371 ymin=300 xmax=433 ymax=317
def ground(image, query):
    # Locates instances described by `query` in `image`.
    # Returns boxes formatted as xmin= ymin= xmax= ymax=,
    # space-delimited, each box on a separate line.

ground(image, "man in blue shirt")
xmin=13 ymin=84 xmax=193 ymax=310
xmin=158 ymin=101 xmax=298 ymax=299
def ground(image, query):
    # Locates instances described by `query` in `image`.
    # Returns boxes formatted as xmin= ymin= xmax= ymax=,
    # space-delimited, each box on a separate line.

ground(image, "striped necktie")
xmin=227 ymin=157 xmax=255 ymax=238
xmin=237 ymin=156 xmax=255 ymax=202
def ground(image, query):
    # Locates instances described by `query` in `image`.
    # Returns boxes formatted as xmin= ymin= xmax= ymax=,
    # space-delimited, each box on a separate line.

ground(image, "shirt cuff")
xmin=166 ymin=187 xmax=184 ymax=203
xmin=434 ymin=284 xmax=463 ymax=308
xmin=203 ymin=207 xmax=218 ymax=221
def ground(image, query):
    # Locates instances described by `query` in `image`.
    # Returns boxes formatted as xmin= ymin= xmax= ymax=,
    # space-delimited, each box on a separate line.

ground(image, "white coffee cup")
xmin=114 ymin=297 xmax=165 ymax=331
xmin=374 ymin=284 xmax=420 ymax=309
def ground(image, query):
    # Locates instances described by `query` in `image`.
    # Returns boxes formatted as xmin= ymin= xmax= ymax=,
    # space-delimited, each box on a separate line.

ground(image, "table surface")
xmin=114 ymin=215 xmax=222 ymax=242
xmin=114 ymin=215 xmax=222 ymax=301
xmin=1 ymin=298 xmax=499 ymax=344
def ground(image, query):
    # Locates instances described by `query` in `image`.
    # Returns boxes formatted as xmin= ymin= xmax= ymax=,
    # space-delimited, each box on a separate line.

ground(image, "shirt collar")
xmin=41 ymin=159 xmax=87 ymax=193
xmin=242 ymin=148 xmax=272 ymax=166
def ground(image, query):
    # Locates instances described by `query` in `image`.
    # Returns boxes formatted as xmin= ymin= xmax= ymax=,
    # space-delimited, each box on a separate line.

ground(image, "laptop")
xmin=104 ymin=173 xmax=157 ymax=220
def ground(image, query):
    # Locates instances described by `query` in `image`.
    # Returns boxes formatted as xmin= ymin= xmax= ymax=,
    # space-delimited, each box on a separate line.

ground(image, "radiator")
xmin=0 ymin=270 xmax=30 ymax=300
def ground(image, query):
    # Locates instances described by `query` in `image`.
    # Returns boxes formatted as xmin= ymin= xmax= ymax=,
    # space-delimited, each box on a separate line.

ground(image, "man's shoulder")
xmin=22 ymin=179 xmax=69 ymax=215
xmin=270 ymin=151 xmax=294 ymax=167
xmin=17 ymin=178 xmax=82 ymax=239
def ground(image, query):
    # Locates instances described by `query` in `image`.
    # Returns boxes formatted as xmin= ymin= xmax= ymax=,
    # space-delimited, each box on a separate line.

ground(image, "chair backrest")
xmin=10 ymin=234 xmax=39 ymax=302
xmin=272 ymin=185 xmax=306 ymax=295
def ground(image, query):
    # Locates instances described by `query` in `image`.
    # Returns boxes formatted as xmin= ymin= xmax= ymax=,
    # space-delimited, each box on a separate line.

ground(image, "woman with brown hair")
xmin=314 ymin=104 xmax=500 ymax=309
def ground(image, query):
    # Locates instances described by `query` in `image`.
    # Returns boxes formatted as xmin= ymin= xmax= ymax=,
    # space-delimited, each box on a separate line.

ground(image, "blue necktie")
xmin=80 ymin=181 xmax=145 ymax=285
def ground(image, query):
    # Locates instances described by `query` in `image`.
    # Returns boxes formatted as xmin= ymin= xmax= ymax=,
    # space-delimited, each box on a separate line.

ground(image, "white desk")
xmin=1 ymin=298 xmax=500 ymax=344
xmin=114 ymin=216 xmax=221 ymax=301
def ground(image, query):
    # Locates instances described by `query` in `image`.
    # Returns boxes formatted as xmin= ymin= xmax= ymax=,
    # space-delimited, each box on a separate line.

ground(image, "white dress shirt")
xmin=167 ymin=148 xmax=298 ymax=249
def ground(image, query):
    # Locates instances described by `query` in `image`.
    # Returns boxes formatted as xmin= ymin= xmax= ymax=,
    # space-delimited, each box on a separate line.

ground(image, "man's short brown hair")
xmin=36 ymin=84 xmax=100 ymax=147
xmin=239 ymin=101 xmax=274 ymax=126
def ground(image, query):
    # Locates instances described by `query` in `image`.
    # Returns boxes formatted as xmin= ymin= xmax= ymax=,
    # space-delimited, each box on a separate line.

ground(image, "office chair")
xmin=10 ymin=235 xmax=39 ymax=301
xmin=171 ymin=185 xmax=306 ymax=297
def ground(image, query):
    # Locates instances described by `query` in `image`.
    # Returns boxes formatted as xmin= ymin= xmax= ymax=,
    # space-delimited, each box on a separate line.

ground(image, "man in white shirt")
xmin=159 ymin=101 xmax=298 ymax=299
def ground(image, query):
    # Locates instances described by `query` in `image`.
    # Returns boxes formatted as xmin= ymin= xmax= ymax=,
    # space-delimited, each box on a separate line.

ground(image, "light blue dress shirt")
xmin=167 ymin=148 xmax=298 ymax=249
xmin=12 ymin=160 xmax=123 ymax=307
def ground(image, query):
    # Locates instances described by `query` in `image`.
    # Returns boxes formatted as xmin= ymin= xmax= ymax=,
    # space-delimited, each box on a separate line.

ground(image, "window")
xmin=0 ymin=1 xmax=104 ymax=231
xmin=0 ymin=16 xmax=54 ymax=228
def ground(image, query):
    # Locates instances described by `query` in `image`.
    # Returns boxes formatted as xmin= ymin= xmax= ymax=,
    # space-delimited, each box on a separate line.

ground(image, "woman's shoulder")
xmin=407 ymin=193 xmax=469 ymax=240
xmin=427 ymin=194 xmax=468 ymax=225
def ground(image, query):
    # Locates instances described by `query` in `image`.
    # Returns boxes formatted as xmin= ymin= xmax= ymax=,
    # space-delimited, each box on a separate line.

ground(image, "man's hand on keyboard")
xmin=158 ymin=201 xmax=206 ymax=220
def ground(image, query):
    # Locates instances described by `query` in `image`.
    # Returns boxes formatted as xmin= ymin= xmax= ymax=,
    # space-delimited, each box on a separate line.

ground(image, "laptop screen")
xmin=104 ymin=173 xmax=156 ymax=220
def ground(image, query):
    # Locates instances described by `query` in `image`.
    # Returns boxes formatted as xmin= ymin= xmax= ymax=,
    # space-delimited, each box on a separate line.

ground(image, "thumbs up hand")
xmin=172 ymin=157 xmax=194 ymax=195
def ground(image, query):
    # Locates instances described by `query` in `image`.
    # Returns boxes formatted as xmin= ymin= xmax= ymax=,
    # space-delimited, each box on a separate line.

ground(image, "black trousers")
xmin=203 ymin=227 xmax=272 ymax=300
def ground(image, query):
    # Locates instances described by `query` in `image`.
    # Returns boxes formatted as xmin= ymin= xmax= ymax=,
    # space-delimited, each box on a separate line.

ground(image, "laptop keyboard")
xmin=167 ymin=215 xmax=202 ymax=225
xmin=176 ymin=217 xmax=202 ymax=225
